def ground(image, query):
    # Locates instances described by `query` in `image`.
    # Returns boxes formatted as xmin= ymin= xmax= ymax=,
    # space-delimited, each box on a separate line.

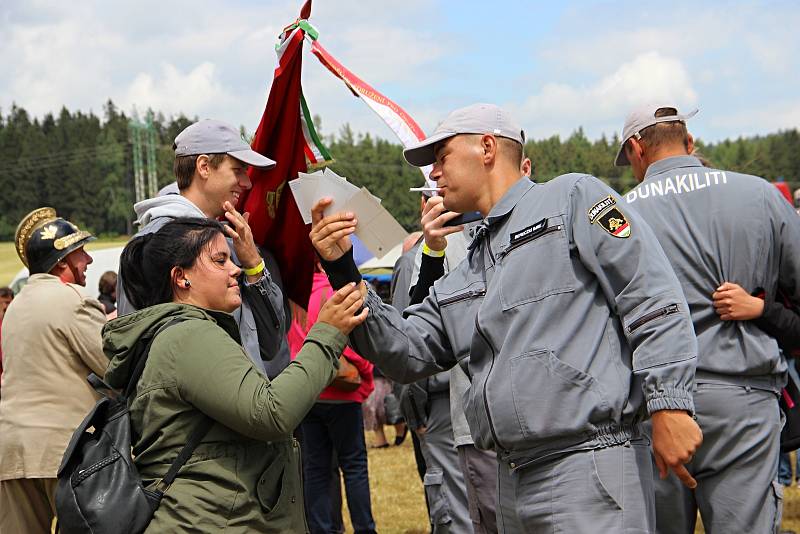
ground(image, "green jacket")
xmin=104 ymin=303 xmax=344 ymax=533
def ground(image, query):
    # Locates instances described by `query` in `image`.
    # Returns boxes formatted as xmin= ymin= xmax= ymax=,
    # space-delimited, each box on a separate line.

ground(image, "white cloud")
xmin=120 ymin=62 xmax=235 ymax=118
xmin=710 ymin=98 xmax=800 ymax=137
xmin=0 ymin=0 xmax=448 ymax=141
xmin=511 ymin=52 xmax=697 ymax=139
xmin=0 ymin=0 xmax=798 ymax=144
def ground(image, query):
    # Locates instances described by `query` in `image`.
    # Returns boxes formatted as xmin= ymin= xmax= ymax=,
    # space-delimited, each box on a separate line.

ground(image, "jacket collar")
xmin=486 ymin=176 xmax=535 ymax=225
xmin=468 ymin=177 xmax=535 ymax=252
xmin=644 ymin=155 xmax=703 ymax=180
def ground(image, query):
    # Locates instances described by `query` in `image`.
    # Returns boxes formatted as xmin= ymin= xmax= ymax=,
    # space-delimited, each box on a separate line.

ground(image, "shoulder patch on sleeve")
xmin=587 ymin=195 xmax=631 ymax=238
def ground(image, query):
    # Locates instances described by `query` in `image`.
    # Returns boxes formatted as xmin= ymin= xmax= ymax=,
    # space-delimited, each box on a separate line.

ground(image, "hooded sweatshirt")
xmin=104 ymin=302 xmax=345 ymax=532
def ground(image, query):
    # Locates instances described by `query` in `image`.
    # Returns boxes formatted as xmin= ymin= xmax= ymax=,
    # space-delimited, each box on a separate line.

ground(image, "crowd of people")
xmin=0 ymin=101 xmax=797 ymax=534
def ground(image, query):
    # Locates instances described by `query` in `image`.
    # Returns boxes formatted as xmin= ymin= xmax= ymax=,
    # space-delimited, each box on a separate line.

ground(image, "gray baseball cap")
xmin=174 ymin=119 xmax=276 ymax=168
xmin=615 ymin=104 xmax=698 ymax=166
xmin=403 ymin=103 xmax=526 ymax=167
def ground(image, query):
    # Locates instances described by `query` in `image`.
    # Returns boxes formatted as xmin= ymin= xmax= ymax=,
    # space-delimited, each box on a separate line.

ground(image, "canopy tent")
xmin=358 ymin=241 xmax=403 ymax=271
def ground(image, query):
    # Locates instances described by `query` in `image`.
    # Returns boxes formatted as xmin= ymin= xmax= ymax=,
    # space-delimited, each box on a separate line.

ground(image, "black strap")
xmin=87 ymin=373 xmax=114 ymax=394
xmin=124 ymin=318 xmax=185 ymax=400
xmin=122 ymin=316 xmax=214 ymax=494
xmin=159 ymin=416 xmax=214 ymax=490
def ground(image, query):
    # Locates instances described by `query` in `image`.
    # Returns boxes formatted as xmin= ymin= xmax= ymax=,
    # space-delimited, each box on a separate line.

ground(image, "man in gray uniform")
xmin=616 ymin=104 xmax=800 ymax=533
xmin=310 ymin=103 xmax=703 ymax=532
xmin=117 ymin=119 xmax=288 ymax=376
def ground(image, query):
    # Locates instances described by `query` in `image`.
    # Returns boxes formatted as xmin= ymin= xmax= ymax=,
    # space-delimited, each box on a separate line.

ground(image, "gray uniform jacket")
xmin=342 ymin=174 xmax=697 ymax=465
xmin=116 ymin=195 xmax=287 ymax=375
xmin=624 ymin=155 xmax=800 ymax=391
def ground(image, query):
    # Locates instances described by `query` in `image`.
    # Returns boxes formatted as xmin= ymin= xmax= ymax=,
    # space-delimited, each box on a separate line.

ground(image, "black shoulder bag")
xmin=55 ymin=319 xmax=213 ymax=534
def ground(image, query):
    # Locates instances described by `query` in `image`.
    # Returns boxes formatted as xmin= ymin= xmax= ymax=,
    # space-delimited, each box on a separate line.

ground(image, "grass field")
xmin=358 ymin=430 xmax=800 ymax=533
xmin=0 ymin=237 xmax=129 ymax=287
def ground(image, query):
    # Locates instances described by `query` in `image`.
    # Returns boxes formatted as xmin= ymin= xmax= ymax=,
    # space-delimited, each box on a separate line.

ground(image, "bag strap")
xmin=87 ymin=373 xmax=115 ymax=395
xmin=123 ymin=316 xmax=214 ymax=495
xmin=154 ymin=416 xmax=215 ymax=494
xmin=124 ymin=317 xmax=186 ymax=400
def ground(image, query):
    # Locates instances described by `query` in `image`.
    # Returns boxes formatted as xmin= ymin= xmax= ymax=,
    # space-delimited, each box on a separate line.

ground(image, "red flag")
xmin=241 ymin=0 xmax=316 ymax=307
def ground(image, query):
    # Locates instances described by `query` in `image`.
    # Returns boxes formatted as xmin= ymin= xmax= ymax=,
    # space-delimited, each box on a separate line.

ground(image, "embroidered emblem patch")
xmin=587 ymin=195 xmax=631 ymax=238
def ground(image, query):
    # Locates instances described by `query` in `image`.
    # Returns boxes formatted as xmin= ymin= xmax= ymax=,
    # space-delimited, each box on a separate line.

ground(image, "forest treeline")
xmin=1 ymin=100 xmax=798 ymax=240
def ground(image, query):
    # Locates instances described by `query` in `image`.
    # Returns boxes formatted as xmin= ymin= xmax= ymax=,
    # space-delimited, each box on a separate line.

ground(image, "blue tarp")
xmin=351 ymin=235 xmax=375 ymax=266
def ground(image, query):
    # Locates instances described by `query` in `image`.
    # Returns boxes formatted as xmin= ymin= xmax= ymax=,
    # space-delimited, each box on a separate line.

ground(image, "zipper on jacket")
xmin=475 ymin=317 xmax=508 ymax=453
xmin=486 ymin=236 xmax=496 ymax=265
xmin=627 ymin=304 xmax=680 ymax=333
xmin=439 ymin=288 xmax=487 ymax=307
xmin=501 ymin=225 xmax=562 ymax=258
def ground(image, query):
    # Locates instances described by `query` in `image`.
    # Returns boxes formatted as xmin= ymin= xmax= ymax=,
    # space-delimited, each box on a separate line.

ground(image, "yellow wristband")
xmin=422 ymin=243 xmax=446 ymax=257
xmin=243 ymin=259 xmax=265 ymax=276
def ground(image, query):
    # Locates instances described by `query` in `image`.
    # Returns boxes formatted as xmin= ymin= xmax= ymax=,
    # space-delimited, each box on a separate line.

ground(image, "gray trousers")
xmin=653 ymin=383 xmax=783 ymax=534
xmin=458 ymin=444 xmax=498 ymax=534
xmin=419 ymin=396 xmax=472 ymax=533
xmin=497 ymin=440 xmax=655 ymax=533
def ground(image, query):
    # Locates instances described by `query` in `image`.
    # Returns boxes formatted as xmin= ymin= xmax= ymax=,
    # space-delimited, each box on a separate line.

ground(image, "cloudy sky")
xmin=2 ymin=0 xmax=798 ymax=144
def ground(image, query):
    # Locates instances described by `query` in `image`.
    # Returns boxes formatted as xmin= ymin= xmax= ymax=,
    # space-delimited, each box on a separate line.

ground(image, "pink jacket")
xmin=288 ymin=272 xmax=374 ymax=403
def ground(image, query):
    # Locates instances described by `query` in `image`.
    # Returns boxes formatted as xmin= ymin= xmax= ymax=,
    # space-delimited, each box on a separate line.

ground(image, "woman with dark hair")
xmin=103 ymin=218 xmax=368 ymax=532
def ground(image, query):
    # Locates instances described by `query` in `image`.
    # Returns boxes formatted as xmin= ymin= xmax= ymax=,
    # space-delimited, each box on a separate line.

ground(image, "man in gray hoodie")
xmin=117 ymin=119 xmax=288 ymax=377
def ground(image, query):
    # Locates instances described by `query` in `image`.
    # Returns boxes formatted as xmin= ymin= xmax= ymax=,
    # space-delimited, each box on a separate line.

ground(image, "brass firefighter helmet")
xmin=15 ymin=207 xmax=95 ymax=275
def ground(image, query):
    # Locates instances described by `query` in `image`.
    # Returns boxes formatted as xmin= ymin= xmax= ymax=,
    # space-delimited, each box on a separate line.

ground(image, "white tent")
xmin=358 ymin=241 xmax=403 ymax=271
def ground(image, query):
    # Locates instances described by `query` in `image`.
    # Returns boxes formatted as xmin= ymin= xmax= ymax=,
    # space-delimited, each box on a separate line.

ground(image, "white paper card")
xmin=343 ymin=187 xmax=408 ymax=257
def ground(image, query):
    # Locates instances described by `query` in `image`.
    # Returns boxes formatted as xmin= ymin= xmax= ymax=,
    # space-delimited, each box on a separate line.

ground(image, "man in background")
xmin=618 ymin=104 xmax=800 ymax=533
xmin=0 ymin=287 xmax=14 ymax=394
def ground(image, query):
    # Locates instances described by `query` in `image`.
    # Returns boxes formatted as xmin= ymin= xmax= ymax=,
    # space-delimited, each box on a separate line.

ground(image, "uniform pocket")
xmin=591 ymin=447 xmax=623 ymax=510
xmin=498 ymin=216 xmax=575 ymax=311
xmin=423 ymin=468 xmax=452 ymax=525
xmin=509 ymin=349 xmax=611 ymax=441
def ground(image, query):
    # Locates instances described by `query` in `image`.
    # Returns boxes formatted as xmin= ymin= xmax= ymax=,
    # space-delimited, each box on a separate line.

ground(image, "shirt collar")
xmin=644 ymin=155 xmax=703 ymax=180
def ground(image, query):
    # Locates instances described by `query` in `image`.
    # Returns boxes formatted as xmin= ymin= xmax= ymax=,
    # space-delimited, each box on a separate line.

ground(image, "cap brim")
xmin=228 ymin=149 xmax=276 ymax=169
xmin=403 ymin=131 xmax=457 ymax=167
xmin=614 ymin=143 xmax=630 ymax=166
